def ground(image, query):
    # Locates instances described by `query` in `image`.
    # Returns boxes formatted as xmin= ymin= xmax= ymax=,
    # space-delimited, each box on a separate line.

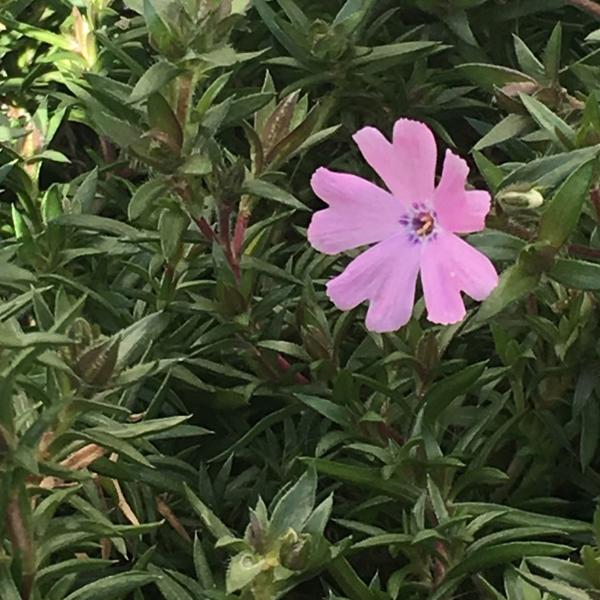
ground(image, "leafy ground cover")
xmin=3 ymin=0 xmax=600 ymax=598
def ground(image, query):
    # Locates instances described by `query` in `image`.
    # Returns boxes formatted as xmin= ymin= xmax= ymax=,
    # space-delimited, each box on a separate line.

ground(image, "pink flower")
xmin=307 ymin=119 xmax=498 ymax=333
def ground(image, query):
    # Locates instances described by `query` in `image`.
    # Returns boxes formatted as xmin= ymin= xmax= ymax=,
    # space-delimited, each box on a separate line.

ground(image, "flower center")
xmin=399 ymin=204 xmax=438 ymax=244
xmin=413 ymin=212 xmax=434 ymax=237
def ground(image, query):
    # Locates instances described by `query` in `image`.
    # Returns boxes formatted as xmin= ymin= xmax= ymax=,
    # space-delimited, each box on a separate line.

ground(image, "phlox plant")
xmin=2 ymin=1 xmax=600 ymax=600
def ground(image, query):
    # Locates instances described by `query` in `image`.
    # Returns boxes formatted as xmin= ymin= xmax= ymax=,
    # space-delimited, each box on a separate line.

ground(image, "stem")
xmin=376 ymin=422 xmax=404 ymax=445
xmin=232 ymin=208 xmax=250 ymax=259
xmin=432 ymin=540 xmax=448 ymax=587
xmin=176 ymin=71 xmax=194 ymax=132
xmin=568 ymin=244 xmax=600 ymax=260
xmin=6 ymin=490 xmax=35 ymax=600
xmin=568 ymin=0 xmax=600 ymax=18
xmin=276 ymin=354 xmax=309 ymax=385
xmin=218 ymin=204 xmax=240 ymax=279
xmin=194 ymin=216 xmax=217 ymax=243
xmin=174 ymin=178 xmax=217 ymax=244
xmin=591 ymin=187 xmax=600 ymax=223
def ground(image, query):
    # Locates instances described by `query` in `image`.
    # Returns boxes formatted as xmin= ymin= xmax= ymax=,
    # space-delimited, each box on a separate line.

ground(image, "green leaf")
xmin=519 ymin=93 xmax=575 ymax=149
xmin=243 ymin=178 xmax=308 ymax=211
xmin=275 ymin=1 xmax=309 ymax=28
xmin=0 ymin=160 xmax=17 ymax=186
xmin=226 ymin=552 xmax=265 ymax=594
xmin=303 ymin=458 xmax=419 ymax=504
xmin=327 ymin=557 xmax=376 ymax=600
xmin=350 ymin=42 xmax=442 ymax=72
xmin=446 ymin=10 xmax=478 ymax=46
xmin=580 ymin=398 xmax=600 ymax=470
xmin=128 ymin=178 xmax=168 ymax=221
xmin=423 ymin=362 xmax=486 ymax=424
xmin=513 ymin=35 xmax=545 ymax=80
xmin=526 ymin=557 xmax=589 ymax=588
xmin=194 ymin=72 xmax=231 ymax=120
xmin=474 ymin=264 xmax=540 ymax=322
xmin=257 ymin=340 xmax=310 ymax=360
xmin=468 ymin=231 xmax=526 ymax=261
xmin=199 ymin=47 xmax=265 ymax=68
xmin=548 ymin=258 xmax=600 ymax=290
xmin=456 ymin=63 xmax=535 ymax=90
xmin=88 ymin=416 xmax=189 ymax=439
xmin=193 ymin=533 xmax=215 ymax=589
xmin=116 ymin=312 xmax=170 ymax=367
xmin=0 ymin=263 xmax=36 ymax=286
xmin=184 ymin=484 xmax=233 ymax=539
xmin=501 ymin=145 xmax=600 ymax=189
xmin=143 ymin=0 xmax=181 ymax=58
xmin=0 ymin=563 xmax=21 ymax=600
xmin=209 ymin=406 xmax=300 ymax=463
xmin=269 ymin=468 xmax=317 ymax=538
xmin=92 ymin=111 xmax=142 ymax=149
xmin=73 ymin=167 xmax=99 ymax=214
xmin=473 ymin=114 xmax=531 ymax=151
xmin=1 ymin=16 xmax=74 ymax=50
xmin=148 ymin=566 xmax=195 ymax=600
xmin=129 ymin=61 xmax=180 ymax=103
xmin=467 ymin=526 xmax=568 ymax=554
xmin=543 ymin=22 xmax=562 ymax=83
xmin=447 ymin=542 xmax=572 ymax=578
xmin=473 ymin=151 xmax=505 ymax=192
xmin=252 ymin=0 xmax=315 ymax=65
xmin=455 ymin=503 xmax=590 ymax=534
xmin=352 ymin=533 xmax=412 ymax=549
xmin=516 ymin=569 xmax=592 ymax=600
xmin=242 ymin=256 xmax=301 ymax=284
xmin=538 ymin=160 xmax=594 ymax=248
xmin=148 ymin=93 xmax=183 ymax=150
xmin=37 ymin=559 xmax=116 ymax=585
xmin=159 ymin=208 xmax=188 ymax=262
xmin=0 ymin=332 xmax=72 ymax=349
xmin=224 ymin=92 xmax=276 ymax=126
xmin=52 ymin=214 xmax=139 ymax=238
xmin=63 ymin=572 xmax=157 ymax=600
xmin=76 ymin=430 xmax=152 ymax=467
xmin=296 ymin=394 xmax=353 ymax=428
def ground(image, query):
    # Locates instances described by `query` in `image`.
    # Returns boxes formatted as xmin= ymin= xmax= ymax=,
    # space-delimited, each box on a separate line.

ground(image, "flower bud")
xmin=497 ymin=186 xmax=544 ymax=210
xmin=279 ymin=529 xmax=311 ymax=571
xmin=211 ymin=158 xmax=245 ymax=209
xmin=245 ymin=511 xmax=266 ymax=554
xmin=74 ymin=337 xmax=120 ymax=386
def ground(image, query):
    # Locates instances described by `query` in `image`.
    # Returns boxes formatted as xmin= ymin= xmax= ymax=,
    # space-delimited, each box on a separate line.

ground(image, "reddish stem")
xmin=567 ymin=0 xmax=600 ymax=19
xmin=568 ymin=244 xmax=600 ymax=260
xmin=591 ymin=187 xmax=600 ymax=223
xmin=6 ymin=493 xmax=35 ymax=599
xmin=233 ymin=210 xmax=250 ymax=259
xmin=276 ymin=354 xmax=309 ymax=385
xmin=192 ymin=215 xmax=217 ymax=243
xmin=218 ymin=205 xmax=240 ymax=279
xmin=175 ymin=179 xmax=219 ymax=245
xmin=377 ymin=422 xmax=404 ymax=445
xmin=432 ymin=541 xmax=449 ymax=587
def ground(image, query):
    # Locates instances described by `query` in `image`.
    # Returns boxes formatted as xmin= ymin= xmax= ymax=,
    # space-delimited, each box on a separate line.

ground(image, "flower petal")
xmin=326 ymin=234 xmax=421 ymax=332
xmin=352 ymin=119 xmax=436 ymax=202
xmin=308 ymin=167 xmax=403 ymax=254
xmin=434 ymin=150 xmax=491 ymax=234
xmin=421 ymin=231 xmax=498 ymax=324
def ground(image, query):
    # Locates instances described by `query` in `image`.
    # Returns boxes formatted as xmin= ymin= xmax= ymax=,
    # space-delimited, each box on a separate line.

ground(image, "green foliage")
xmin=1 ymin=0 xmax=600 ymax=599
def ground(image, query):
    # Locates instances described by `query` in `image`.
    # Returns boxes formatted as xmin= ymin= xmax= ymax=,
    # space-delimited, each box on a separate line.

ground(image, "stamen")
xmin=415 ymin=213 xmax=434 ymax=236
